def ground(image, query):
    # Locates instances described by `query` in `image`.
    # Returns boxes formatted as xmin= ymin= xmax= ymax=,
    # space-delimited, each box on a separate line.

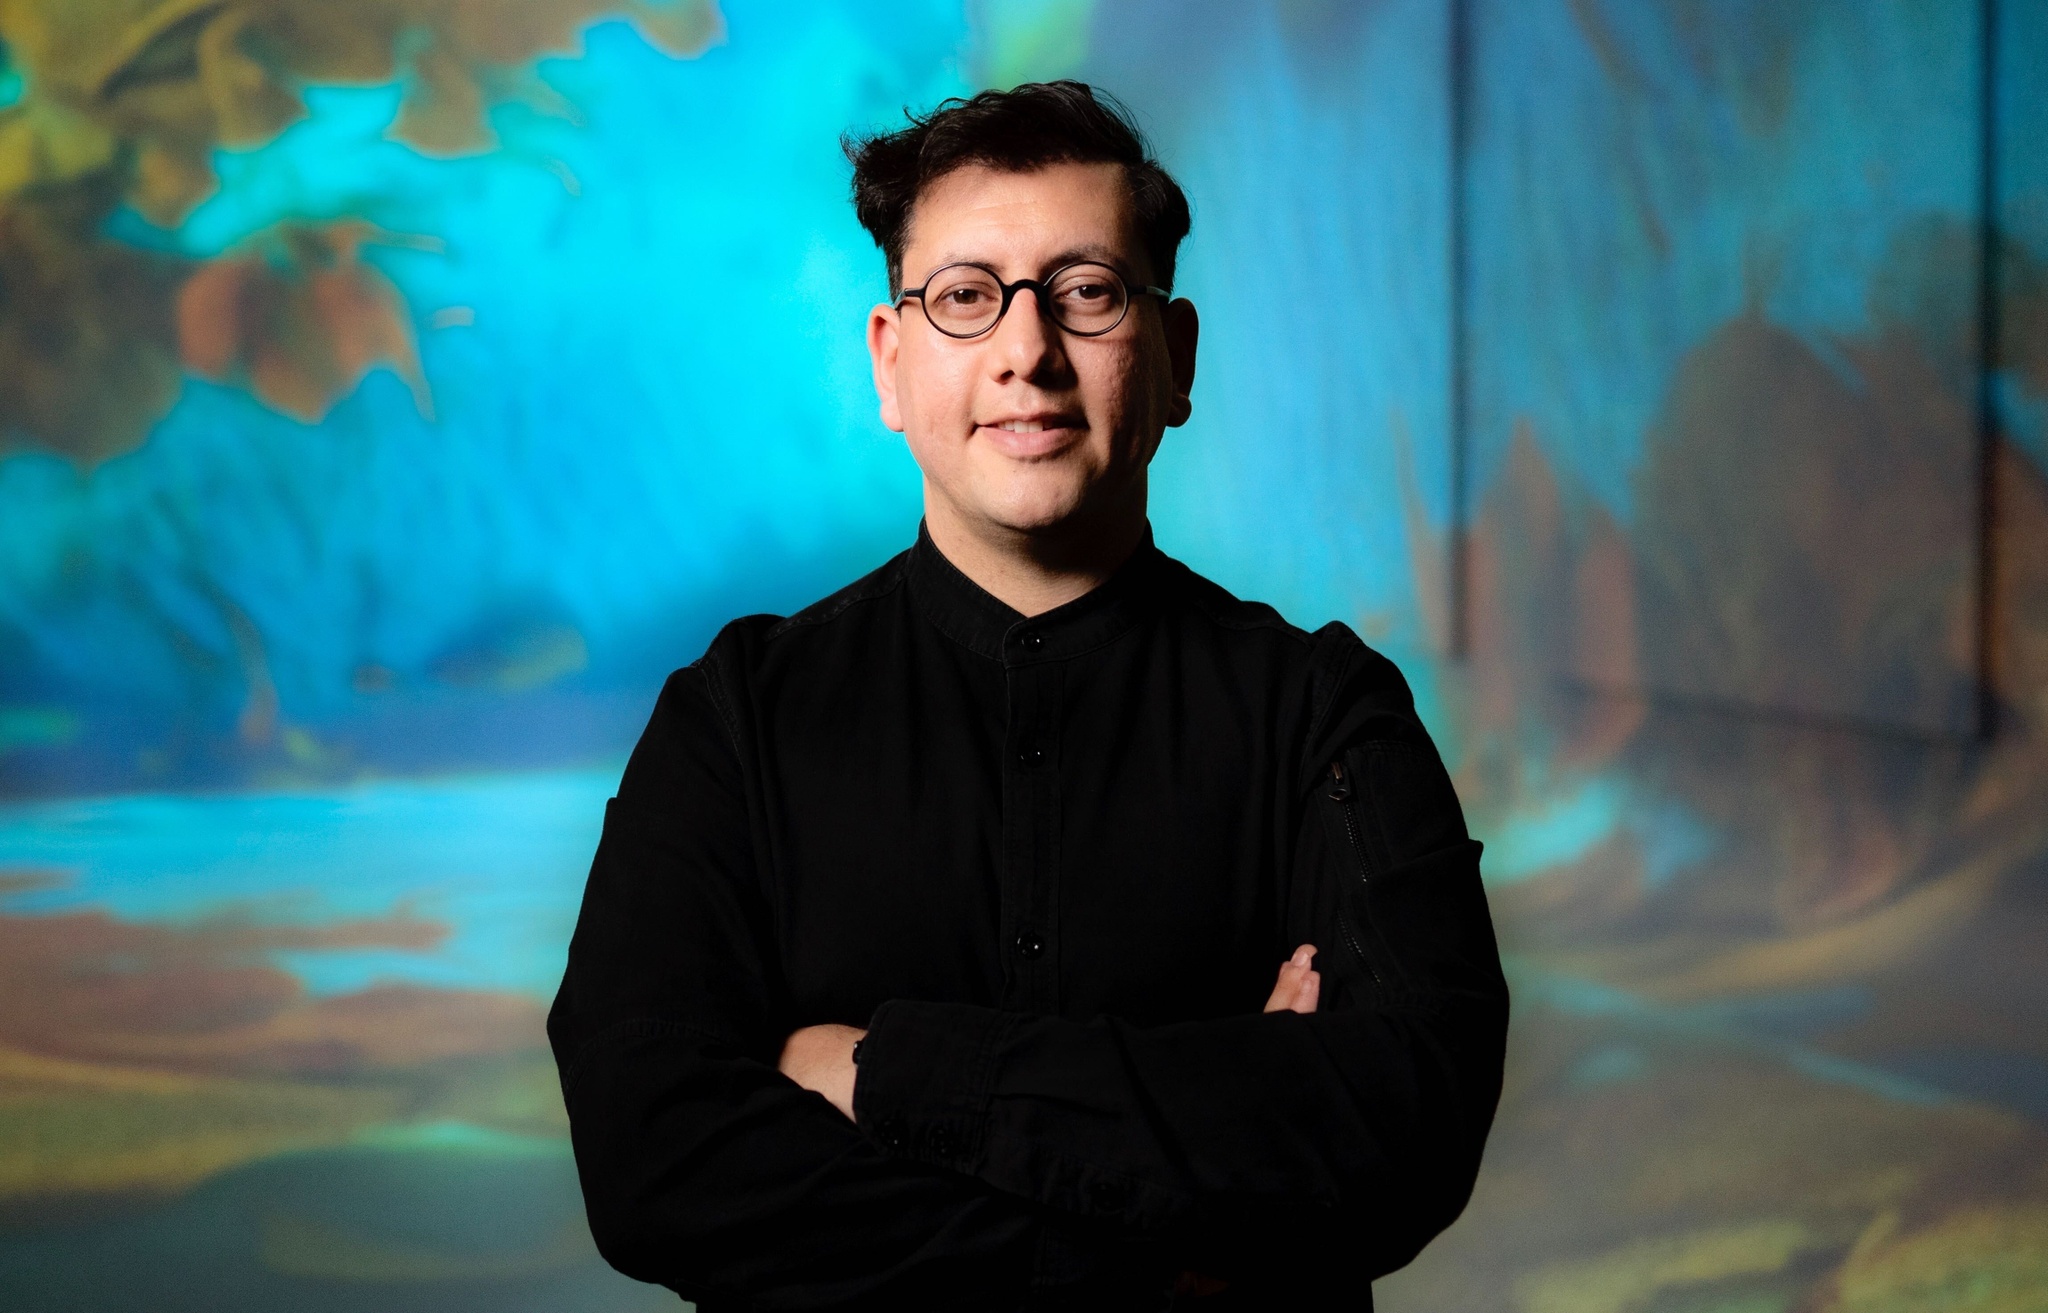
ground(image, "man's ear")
xmin=868 ymin=303 xmax=906 ymax=433
xmin=1164 ymin=297 xmax=1199 ymax=428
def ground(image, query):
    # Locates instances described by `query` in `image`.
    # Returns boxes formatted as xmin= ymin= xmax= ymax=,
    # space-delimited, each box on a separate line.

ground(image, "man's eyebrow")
xmin=1040 ymin=244 xmax=1128 ymax=270
xmin=913 ymin=244 xmax=1134 ymax=281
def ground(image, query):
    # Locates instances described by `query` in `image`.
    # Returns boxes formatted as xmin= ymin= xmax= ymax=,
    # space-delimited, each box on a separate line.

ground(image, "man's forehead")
xmin=901 ymin=161 xmax=1140 ymax=277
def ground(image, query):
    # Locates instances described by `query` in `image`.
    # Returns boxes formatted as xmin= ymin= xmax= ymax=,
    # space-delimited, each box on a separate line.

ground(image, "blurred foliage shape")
xmin=177 ymin=220 xmax=433 ymax=423
xmin=0 ymin=0 xmax=723 ymax=464
xmin=0 ymin=182 xmax=186 ymax=464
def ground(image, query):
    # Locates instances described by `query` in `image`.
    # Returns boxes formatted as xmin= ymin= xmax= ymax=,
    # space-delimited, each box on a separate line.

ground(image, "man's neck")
xmin=923 ymin=498 xmax=1148 ymax=619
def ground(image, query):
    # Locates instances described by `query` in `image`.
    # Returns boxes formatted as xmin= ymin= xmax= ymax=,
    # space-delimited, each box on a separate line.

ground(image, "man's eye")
xmin=1060 ymin=282 xmax=1111 ymax=303
xmin=942 ymin=287 xmax=988 ymax=305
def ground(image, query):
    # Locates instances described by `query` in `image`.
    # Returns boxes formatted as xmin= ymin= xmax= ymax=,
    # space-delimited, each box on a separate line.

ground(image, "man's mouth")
xmin=981 ymin=414 xmax=1082 ymax=432
xmin=975 ymin=415 xmax=1084 ymax=457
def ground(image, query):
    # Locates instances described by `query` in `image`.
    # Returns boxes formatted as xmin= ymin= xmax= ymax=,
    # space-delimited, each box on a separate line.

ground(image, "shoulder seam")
xmin=1305 ymin=620 xmax=1368 ymax=746
xmin=688 ymin=646 xmax=744 ymax=761
xmin=1166 ymin=560 xmax=1314 ymax=645
xmin=762 ymin=560 xmax=907 ymax=643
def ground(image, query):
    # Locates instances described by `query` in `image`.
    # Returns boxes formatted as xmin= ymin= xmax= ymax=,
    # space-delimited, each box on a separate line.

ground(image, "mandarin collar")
xmin=905 ymin=519 xmax=1168 ymax=663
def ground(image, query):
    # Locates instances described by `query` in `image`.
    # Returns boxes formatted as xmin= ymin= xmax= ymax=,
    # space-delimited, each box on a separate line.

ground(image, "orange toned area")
xmin=1382 ymin=265 xmax=2048 ymax=1308
xmin=1438 ymin=294 xmax=2048 ymax=1012
xmin=0 ymin=871 xmax=558 ymax=1203
xmin=175 ymin=221 xmax=434 ymax=424
xmin=1412 ymin=267 xmax=2048 ymax=934
xmin=0 ymin=0 xmax=723 ymax=464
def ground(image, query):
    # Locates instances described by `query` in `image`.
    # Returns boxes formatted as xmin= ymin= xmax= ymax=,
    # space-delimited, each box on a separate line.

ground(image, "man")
xmin=548 ymin=81 xmax=1508 ymax=1311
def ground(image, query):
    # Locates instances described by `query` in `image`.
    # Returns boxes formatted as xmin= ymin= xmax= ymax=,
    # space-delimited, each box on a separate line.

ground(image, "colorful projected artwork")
xmin=2 ymin=2 xmax=2046 ymax=1310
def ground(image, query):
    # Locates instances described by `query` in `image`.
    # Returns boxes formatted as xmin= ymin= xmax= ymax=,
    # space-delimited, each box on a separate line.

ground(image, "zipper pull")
xmin=1326 ymin=760 xmax=1353 ymax=802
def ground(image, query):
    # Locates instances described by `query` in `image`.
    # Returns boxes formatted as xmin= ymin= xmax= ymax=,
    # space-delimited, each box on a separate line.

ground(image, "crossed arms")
xmin=774 ymin=944 xmax=1324 ymax=1120
xmin=546 ymin=657 xmax=1509 ymax=1310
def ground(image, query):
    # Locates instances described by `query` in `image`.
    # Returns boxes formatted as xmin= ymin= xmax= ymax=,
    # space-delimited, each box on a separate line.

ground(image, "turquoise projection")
xmin=3 ymin=2 xmax=2048 ymax=1310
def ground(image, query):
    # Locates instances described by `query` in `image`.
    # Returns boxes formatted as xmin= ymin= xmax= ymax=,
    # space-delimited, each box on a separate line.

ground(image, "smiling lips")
xmin=976 ymin=413 xmax=1084 ymax=458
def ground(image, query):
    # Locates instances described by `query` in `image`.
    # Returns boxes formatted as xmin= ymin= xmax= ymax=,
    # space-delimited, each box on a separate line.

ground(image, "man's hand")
xmin=777 ymin=1023 xmax=865 ymax=1119
xmin=1263 ymin=943 xmax=1319 ymax=1013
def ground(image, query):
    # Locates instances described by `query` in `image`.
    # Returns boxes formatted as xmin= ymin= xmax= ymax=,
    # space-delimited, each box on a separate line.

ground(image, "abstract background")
xmin=1 ymin=1 xmax=2044 ymax=1309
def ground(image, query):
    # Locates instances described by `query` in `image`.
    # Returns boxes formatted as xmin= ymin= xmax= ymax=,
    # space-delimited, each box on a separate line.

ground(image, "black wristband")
xmin=850 ymin=1038 xmax=864 ymax=1065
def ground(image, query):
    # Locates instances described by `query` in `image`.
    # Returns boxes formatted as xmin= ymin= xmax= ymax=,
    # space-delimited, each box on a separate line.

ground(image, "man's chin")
xmin=975 ymin=508 xmax=1083 ymax=540
xmin=954 ymin=474 xmax=1094 ymax=537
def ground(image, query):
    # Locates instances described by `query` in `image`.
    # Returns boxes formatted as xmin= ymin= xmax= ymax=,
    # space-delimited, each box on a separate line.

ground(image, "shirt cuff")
xmin=852 ymin=998 xmax=1015 ymax=1169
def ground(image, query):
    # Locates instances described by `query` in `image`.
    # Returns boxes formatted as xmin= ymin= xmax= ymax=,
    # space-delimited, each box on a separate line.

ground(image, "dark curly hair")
xmin=842 ymin=80 xmax=1192 ymax=297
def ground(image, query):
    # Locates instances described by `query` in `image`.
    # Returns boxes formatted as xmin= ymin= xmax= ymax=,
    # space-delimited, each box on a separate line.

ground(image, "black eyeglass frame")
xmin=894 ymin=261 xmax=1171 ymax=339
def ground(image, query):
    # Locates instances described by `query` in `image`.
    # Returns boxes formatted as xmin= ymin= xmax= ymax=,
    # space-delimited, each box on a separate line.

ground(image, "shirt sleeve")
xmin=849 ymin=627 xmax=1510 ymax=1300
xmin=546 ymin=662 xmax=1179 ymax=1311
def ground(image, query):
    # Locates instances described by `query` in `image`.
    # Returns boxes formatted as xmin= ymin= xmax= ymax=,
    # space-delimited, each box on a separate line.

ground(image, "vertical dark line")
xmin=1448 ymin=0 xmax=1472 ymax=660
xmin=1973 ymin=0 xmax=2001 ymax=741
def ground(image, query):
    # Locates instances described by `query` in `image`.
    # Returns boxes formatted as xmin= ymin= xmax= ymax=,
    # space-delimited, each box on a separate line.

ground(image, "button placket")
xmin=999 ymin=650 xmax=1062 ymax=1015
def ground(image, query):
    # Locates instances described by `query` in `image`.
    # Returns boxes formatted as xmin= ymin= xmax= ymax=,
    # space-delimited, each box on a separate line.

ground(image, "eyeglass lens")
xmin=919 ymin=263 xmax=1130 ymax=337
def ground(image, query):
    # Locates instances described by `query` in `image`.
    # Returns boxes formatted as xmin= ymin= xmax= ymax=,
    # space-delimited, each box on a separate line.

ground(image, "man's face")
xmin=866 ymin=161 xmax=1198 ymax=546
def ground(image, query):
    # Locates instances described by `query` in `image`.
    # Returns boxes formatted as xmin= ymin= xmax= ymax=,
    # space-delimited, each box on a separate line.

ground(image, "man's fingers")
xmin=1262 ymin=944 xmax=1320 ymax=1013
xmin=1262 ymin=963 xmax=1298 ymax=1012
xmin=1277 ymin=968 xmax=1318 ymax=1013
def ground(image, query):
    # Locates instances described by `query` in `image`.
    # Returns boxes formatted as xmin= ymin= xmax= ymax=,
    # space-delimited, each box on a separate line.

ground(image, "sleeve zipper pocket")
xmin=1324 ymin=758 xmax=1402 ymax=995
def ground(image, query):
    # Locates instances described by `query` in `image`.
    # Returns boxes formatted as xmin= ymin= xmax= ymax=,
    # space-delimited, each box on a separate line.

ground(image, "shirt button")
xmin=928 ymin=1125 xmax=959 ymax=1158
xmin=1020 ymin=632 xmax=1044 ymax=650
xmin=877 ymin=1114 xmax=907 ymax=1150
xmin=1017 ymin=744 xmax=1044 ymax=767
xmin=1014 ymin=930 xmax=1044 ymax=959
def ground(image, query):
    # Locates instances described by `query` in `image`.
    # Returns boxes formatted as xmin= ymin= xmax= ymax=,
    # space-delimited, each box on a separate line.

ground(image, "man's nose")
xmin=986 ymin=285 xmax=1067 ymax=381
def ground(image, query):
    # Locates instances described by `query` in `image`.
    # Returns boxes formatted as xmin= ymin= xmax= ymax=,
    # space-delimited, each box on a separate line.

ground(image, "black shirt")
xmin=547 ymin=523 xmax=1509 ymax=1312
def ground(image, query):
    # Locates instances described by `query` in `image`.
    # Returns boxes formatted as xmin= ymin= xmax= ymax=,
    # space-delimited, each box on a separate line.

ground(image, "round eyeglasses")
xmin=895 ymin=261 xmax=1169 ymax=339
